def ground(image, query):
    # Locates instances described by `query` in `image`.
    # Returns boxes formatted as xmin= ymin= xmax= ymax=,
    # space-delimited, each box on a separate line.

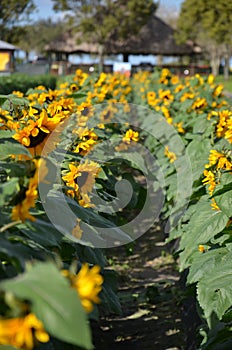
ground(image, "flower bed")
xmin=0 ymin=68 xmax=231 ymax=350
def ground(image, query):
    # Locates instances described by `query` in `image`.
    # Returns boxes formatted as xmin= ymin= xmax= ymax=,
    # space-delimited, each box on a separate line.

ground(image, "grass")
xmin=215 ymin=75 xmax=232 ymax=93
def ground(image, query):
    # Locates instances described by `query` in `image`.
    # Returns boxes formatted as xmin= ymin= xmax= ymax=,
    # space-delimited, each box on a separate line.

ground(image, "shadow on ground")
xmin=91 ymin=225 xmax=191 ymax=350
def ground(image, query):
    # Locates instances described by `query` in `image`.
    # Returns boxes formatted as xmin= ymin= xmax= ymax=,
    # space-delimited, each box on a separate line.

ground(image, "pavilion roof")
xmin=45 ymin=16 xmax=201 ymax=57
xmin=0 ymin=40 xmax=18 ymax=51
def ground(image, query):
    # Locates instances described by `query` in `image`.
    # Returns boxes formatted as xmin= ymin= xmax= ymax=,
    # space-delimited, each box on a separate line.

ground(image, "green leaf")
xmin=0 ymin=94 xmax=10 ymax=106
xmin=0 ymin=346 xmax=19 ymax=350
xmin=115 ymin=151 xmax=148 ymax=174
xmin=20 ymin=219 xmax=63 ymax=248
xmin=69 ymin=92 xmax=87 ymax=99
xmin=1 ymin=262 xmax=93 ymax=350
xmin=186 ymin=137 xmax=211 ymax=181
xmin=187 ymin=247 xmax=231 ymax=284
xmin=0 ymin=142 xmax=31 ymax=160
xmin=0 ymin=130 xmax=14 ymax=139
xmin=0 ymin=178 xmax=19 ymax=206
xmin=213 ymin=173 xmax=232 ymax=218
xmin=197 ymin=259 xmax=232 ymax=324
xmin=179 ymin=197 xmax=228 ymax=270
xmin=0 ymin=236 xmax=43 ymax=268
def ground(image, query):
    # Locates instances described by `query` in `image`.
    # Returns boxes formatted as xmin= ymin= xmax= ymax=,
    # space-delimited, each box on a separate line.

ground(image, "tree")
xmin=0 ymin=0 xmax=36 ymax=41
xmin=5 ymin=19 xmax=68 ymax=62
xmin=175 ymin=0 xmax=232 ymax=78
xmin=51 ymin=0 xmax=158 ymax=72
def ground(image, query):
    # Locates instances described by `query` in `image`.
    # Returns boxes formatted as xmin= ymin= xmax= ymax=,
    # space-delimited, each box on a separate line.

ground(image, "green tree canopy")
xmin=176 ymin=0 xmax=232 ymax=77
xmin=51 ymin=0 xmax=158 ymax=71
xmin=0 ymin=0 xmax=36 ymax=40
xmin=18 ymin=19 xmax=66 ymax=59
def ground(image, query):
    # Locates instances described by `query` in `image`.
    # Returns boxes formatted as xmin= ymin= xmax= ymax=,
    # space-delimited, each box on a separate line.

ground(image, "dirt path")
xmin=91 ymin=224 xmax=187 ymax=350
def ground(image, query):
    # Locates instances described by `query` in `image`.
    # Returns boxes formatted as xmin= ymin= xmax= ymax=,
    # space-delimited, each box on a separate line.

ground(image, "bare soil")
xmin=91 ymin=224 xmax=190 ymax=350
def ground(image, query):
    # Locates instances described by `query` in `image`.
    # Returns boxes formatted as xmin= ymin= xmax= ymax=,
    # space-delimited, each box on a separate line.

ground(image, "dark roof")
xmin=44 ymin=31 xmax=99 ymax=54
xmin=104 ymin=15 xmax=200 ymax=56
xmin=45 ymin=16 xmax=201 ymax=56
xmin=0 ymin=40 xmax=18 ymax=51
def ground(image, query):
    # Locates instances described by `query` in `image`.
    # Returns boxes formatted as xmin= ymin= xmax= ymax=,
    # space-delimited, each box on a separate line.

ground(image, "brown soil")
xmin=91 ymin=224 xmax=188 ymax=350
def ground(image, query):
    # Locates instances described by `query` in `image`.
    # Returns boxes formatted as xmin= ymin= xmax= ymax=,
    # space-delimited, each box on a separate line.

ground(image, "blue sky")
xmin=32 ymin=0 xmax=184 ymax=21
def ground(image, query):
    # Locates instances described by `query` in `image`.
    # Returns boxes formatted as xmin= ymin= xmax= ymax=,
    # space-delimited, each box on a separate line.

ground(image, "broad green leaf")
xmin=187 ymin=247 xmax=232 ymax=284
xmin=0 ymin=142 xmax=31 ymax=160
xmin=20 ymin=219 xmax=63 ymax=248
xmin=179 ymin=198 xmax=228 ymax=270
xmin=1 ymin=262 xmax=93 ymax=350
xmin=45 ymin=191 xmax=132 ymax=246
xmin=0 ymin=130 xmax=14 ymax=139
xmin=213 ymin=174 xmax=232 ymax=218
xmin=69 ymin=92 xmax=87 ymax=99
xmin=0 ymin=178 xmax=19 ymax=206
xmin=197 ymin=259 xmax=232 ymax=324
xmin=114 ymin=151 xmax=148 ymax=174
xmin=186 ymin=137 xmax=211 ymax=181
xmin=0 ymin=346 xmax=19 ymax=350
xmin=0 ymin=235 xmax=46 ymax=270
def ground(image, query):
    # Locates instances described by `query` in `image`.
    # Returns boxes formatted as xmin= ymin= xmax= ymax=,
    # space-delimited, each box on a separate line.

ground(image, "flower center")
xmin=74 ymin=171 xmax=89 ymax=188
xmin=27 ymin=129 xmax=48 ymax=148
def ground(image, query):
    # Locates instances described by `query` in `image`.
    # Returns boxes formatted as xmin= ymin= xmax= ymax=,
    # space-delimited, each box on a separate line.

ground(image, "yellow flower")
xmin=180 ymin=91 xmax=195 ymax=102
xmin=202 ymin=169 xmax=216 ymax=195
xmin=159 ymin=68 xmax=172 ymax=84
xmin=161 ymin=106 xmax=173 ymax=124
xmin=73 ymin=128 xmax=98 ymax=155
xmin=207 ymin=150 xmax=232 ymax=170
xmin=174 ymin=122 xmax=185 ymax=134
xmin=192 ymin=97 xmax=207 ymax=111
xmin=147 ymin=91 xmax=156 ymax=101
xmin=75 ymin=139 xmax=98 ymax=155
xmin=207 ymin=74 xmax=215 ymax=85
xmin=0 ymin=313 xmax=49 ymax=350
xmin=158 ymin=89 xmax=174 ymax=105
xmin=69 ymin=83 xmax=79 ymax=92
xmin=62 ymin=160 xmax=100 ymax=202
xmin=174 ymin=84 xmax=184 ymax=93
xmin=63 ymin=264 xmax=104 ymax=313
xmin=164 ymin=146 xmax=176 ymax=163
xmin=213 ymin=84 xmax=224 ymax=97
xmin=11 ymin=158 xmax=47 ymax=222
xmin=171 ymin=75 xmax=180 ymax=85
xmin=225 ymin=119 xmax=232 ymax=143
xmin=211 ymin=198 xmax=220 ymax=211
xmin=216 ymin=110 xmax=232 ymax=142
xmin=198 ymin=245 xmax=205 ymax=253
xmin=122 ymin=129 xmax=139 ymax=144
xmin=12 ymin=90 xmax=24 ymax=97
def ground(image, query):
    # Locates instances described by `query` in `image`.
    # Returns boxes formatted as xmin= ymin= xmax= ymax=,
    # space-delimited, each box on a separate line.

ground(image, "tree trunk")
xmin=98 ymin=45 xmax=104 ymax=73
xmin=25 ymin=51 xmax=29 ymax=63
xmin=157 ymin=55 xmax=163 ymax=66
xmin=123 ymin=53 xmax=129 ymax=62
xmin=210 ymin=47 xmax=220 ymax=76
xmin=223 ymin=47 xmax=230 ymax=80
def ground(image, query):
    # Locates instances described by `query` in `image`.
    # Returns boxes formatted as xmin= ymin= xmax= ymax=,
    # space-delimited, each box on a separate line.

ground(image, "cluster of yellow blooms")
xmin=1 ymin=67 xmax=232 ymax=222
xmin=202 ymin=150 xmax=232 ymax=210
xmin=0 ymin=69 xmax=138 ymax=223
xmin=0 ymin=66 xmax=232 ymax=348
xmin=0 ymin=263 xmax=103 ymax=349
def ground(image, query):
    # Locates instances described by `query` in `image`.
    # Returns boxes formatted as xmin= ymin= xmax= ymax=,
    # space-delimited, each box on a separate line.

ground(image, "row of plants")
xmin=0 ymin=74 xmax=57 ymax=95
xmin=0 ymin=67 xmax=231 ymax=349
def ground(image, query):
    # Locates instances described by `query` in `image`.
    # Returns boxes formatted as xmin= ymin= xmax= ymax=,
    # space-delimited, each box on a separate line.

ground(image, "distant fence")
xmin=14 ymin=61 xmax=212 ymax=77
xmin=15 ymin=63 xmax=50 ymax=75
xmin=62 ymin=63 xmax=212 ymax=76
